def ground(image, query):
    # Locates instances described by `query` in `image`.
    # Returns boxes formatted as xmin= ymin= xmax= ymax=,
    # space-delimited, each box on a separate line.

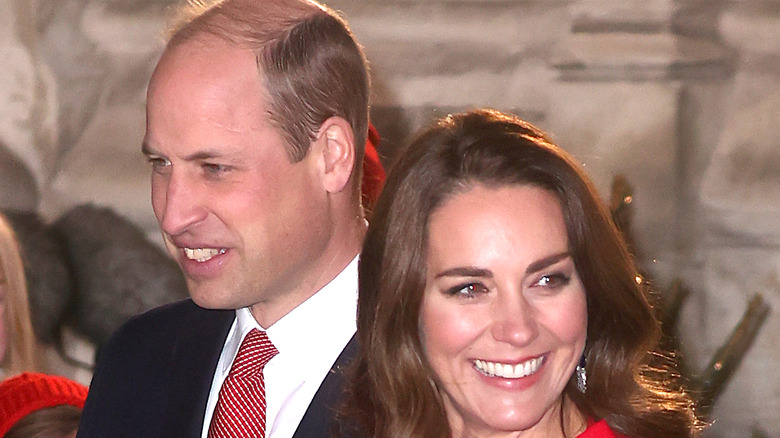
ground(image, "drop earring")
xmin=576 ymin=355 xmax=587 ymax=393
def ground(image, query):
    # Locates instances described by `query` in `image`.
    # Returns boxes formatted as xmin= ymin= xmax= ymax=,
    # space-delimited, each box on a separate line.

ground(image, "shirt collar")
xmin=230 ymin=255 xmax=358 ymax=362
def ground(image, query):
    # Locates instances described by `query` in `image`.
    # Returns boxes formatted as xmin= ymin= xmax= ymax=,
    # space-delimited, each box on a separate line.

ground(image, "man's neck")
xmin=250 ymin=217 xmax=365 ymax=328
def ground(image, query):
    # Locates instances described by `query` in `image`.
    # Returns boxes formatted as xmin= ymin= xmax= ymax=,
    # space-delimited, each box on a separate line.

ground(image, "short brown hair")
xmin=345 ymin=109 xmax=699 ymax=438
xmin=166 ymin=0 xmax=370 ymax=163
xmin=5 ymin=405 xmax=81 ymax=438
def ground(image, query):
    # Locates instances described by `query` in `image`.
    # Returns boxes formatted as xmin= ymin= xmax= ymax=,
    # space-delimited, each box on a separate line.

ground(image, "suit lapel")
xmin=292 ymin=334 xmax=358 ymax=438
xmin=162 ymin=303 xmax=235 ymax=437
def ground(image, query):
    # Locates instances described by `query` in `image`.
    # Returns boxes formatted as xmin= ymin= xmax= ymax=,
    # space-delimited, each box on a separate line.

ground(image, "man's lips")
xmin=182 ymin=247 xmax=226 ymax=262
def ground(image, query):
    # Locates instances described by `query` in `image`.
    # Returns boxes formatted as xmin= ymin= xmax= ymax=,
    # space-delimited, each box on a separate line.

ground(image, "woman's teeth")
xmin=474 ymin=356 xmax=544 ymax=379
xmin=184 ymin=248 xmax=226 ymax=262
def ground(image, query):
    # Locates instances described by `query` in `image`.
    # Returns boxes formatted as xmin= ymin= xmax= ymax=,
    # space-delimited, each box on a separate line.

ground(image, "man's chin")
xmin=187 ymin=284 xmax=238 ymax=311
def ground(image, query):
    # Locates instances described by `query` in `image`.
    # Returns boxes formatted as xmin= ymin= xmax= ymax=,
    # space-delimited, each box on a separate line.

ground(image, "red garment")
xmin=361 ymin=123 xmax=385 ymax=209
xmin=0 ymin=372 xmax=88 ymax=436
xmin=578 ymin=419 xmax=627 ymax=438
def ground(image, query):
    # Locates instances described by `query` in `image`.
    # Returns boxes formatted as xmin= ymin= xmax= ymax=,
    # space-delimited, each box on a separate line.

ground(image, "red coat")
xmin=578 ymin=419 xmax=628 ymax=438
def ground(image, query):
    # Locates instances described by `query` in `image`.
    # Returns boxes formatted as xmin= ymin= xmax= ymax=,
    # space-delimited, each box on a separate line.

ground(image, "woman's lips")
xmin=473 ymin=355 xmax=546 ymax=379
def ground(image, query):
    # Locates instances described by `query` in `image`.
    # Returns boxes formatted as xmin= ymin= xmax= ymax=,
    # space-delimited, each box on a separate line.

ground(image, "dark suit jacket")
xmin=77 ymin=299 xmax=357 ymax=438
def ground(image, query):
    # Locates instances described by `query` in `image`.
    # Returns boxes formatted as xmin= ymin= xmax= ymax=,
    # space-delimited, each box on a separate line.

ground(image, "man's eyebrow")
xmin=180 ymin=149 xmax=229 ymax=161
xmin=525 ymin=252 xmax=570 ymax=275
xmin=140 ymin=143 xmax=229 ymax=161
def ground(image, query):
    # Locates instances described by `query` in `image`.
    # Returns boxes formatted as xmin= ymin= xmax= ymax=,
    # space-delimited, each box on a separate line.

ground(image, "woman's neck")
xmin=450 ymin=395 xmax=587 ymax=438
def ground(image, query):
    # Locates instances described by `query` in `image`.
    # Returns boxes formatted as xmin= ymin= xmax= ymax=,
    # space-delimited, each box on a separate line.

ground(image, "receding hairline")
xmin=163 ymin=0 xmax=332 ymax=50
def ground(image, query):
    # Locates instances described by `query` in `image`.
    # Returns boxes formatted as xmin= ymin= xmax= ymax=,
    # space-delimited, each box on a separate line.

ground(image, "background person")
xmin=344 ymin=109 xmax=700 ymax=437
xmin=0 ymin=372 xmax=88 ymax=438
xmin=0 ymin=213 xmax=37 ymax=378
xmin=78 ymin=0 xmax=370 ymax=436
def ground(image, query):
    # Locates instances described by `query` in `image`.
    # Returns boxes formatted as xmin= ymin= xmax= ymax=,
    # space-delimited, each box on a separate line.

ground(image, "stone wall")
xmin=1 ymin=0 xmax=779 ymax=435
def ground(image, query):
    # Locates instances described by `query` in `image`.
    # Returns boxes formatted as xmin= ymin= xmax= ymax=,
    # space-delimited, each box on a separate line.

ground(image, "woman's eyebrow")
xmin=434 ymin=267 xmax=493 ymax=279
xmin=433 ymin=253 xmax=571 ymax=279
xmin=525 ymin=252 xmax=571 ymax=275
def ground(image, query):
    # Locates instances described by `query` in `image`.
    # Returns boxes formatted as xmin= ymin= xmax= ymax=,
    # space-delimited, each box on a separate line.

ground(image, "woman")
xmin=0 ymin=213 xmax=37 ymax=377
xmin=344 ymin=109 xmax=699 ymax=437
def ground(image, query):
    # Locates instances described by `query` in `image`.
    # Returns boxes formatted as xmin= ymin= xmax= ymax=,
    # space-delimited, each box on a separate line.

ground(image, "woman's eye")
xmin=534 ymin=273 xmax=571 ymax=289
xmin=445 ymin=283 xmax=487 ymax=298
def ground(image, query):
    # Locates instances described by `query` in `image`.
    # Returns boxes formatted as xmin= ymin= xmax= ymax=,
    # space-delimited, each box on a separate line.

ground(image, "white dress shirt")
xmin=201 ymin=256 xmax=358 ymax=438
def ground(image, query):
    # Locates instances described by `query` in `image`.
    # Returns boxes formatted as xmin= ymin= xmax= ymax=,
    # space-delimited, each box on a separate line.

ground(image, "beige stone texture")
xmin=1 ymin=1 xmax=780 ymax=435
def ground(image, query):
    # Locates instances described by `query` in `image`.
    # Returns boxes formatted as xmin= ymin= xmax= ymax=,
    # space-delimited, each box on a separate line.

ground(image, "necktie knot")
xmin=208 ymin=328 xmax=278 ymax=438
xmin=230 ymin=329 xmax=278 ymax=379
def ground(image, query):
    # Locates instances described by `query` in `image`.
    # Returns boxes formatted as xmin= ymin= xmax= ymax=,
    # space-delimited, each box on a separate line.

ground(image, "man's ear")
xmin=314 ymin=116 xmax=355 ymax=193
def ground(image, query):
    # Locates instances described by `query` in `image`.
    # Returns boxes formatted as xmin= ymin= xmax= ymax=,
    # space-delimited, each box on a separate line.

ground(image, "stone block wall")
xmin=1 ymin=0 xmax=779 ymax=435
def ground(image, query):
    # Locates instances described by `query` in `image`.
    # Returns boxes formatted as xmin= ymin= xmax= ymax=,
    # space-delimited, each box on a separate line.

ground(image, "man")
xmin=77 ymin=0 xmax=370 ymax=436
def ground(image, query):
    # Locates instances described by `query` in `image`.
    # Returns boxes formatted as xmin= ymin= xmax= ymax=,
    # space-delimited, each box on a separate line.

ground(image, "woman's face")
xmin=420 ymin=184 xmax=587 ymax=436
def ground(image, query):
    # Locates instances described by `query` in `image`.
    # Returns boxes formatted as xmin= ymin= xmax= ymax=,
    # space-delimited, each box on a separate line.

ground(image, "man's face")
xmin=143 ymin=39 xmax=331 ymax=325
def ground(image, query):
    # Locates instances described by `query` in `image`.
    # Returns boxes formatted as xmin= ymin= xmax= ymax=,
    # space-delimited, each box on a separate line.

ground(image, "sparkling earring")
xmin=576 ymin=355 xmax=587 ymax=393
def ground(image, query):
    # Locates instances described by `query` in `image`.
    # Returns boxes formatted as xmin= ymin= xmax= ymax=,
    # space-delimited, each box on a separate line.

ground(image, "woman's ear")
xmin=314 ymin=116 xmax=356 ymax=193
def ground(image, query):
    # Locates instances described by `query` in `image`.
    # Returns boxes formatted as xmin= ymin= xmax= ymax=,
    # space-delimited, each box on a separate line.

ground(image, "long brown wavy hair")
xmin=341 ymin=109 xmax=699 ymax=437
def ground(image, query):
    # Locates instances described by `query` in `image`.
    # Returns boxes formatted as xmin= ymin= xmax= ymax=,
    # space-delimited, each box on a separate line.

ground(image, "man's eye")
xmin=147 ymin=157 xmax=170 ymax=170
xmin=202 ymin=163 xmax=230 ymax=175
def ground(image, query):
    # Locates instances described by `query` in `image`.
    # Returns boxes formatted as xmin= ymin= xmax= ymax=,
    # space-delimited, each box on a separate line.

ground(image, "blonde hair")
xmin=0 ymin=213 xmax=37 ymax=373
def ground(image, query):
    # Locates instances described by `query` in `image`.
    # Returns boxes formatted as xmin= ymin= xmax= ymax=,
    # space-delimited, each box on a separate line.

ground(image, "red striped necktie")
xmin=208 ymin=328 xmax=278 ymax=438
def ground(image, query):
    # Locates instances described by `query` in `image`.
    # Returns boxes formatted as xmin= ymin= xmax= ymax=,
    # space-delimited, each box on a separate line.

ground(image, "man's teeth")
xmin=184 ymin=248 xmax=226 ymax=262
xmin=474 ymin=356 xmax=543 ymax=379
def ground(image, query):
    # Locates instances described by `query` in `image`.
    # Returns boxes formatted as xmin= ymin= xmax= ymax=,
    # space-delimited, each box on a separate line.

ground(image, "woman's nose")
xmin=490 ymin=292 xmax=539 ymax=347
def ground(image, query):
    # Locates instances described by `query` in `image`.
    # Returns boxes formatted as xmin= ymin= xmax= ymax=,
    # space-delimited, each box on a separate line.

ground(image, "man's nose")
xmin=155 ymin=171 xmax=207 ymax=236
